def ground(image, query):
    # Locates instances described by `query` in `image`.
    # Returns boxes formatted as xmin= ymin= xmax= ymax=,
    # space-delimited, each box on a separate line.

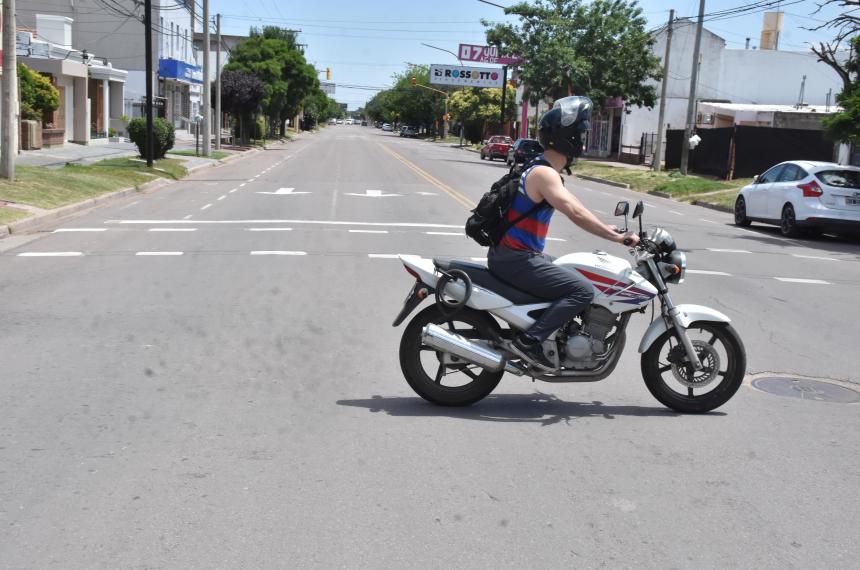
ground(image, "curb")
xmin=690 ymin=199 xmax=733 ymax=214
xmin=575 ymin=174 xmax=631 ymax=189
xmin=1 ymin=148 xmax=263 ymax=237
xmin=649 ymin=190 xmax=671 ymax=199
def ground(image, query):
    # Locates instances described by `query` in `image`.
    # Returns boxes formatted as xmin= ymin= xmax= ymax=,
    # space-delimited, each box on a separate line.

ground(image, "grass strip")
xmin=0 ymin=158 xmax=186 ymax=210
xmin=168 ymin=150 xmax=230 ymax=160
xmin=0 ymin=207 xmax=30 ymax=224
xmin=572 ymin=162 xmax=752 ymax=197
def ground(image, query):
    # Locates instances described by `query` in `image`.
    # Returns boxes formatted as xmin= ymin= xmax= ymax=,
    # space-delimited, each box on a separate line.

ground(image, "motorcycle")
xmin=392 ymin=200 xmax=746 ymax=413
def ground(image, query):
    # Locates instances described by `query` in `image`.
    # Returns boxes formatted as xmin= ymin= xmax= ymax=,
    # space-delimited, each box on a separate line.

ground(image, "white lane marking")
xmin=368 ymin=253 xmax=410 ymax=259
xmin=217 ymin=195 xmax=227 ymax=201
xmin=774 ymin=277 xmax=831 ymax=284
xmin=546 ymin=237 xmax=566 ymax=242
xmin=17 ymin=252 xmax=83 ymax=257
xmin=426 ymin=231 xmax=463 ymax=236
xmin=415 ymin=192 xmax=438 ymax=196
xmin=250 ymin=251 xmax=307 ymax=256
xmin=149 ymin=228 xmax=197 ymax=232
xmin=239 ymin=183 xmax=247 ymax=187
xmin=707 ymin=248 xmax=751 ymax=253
xmin=593 ymin=209 xmax=607 ymax=214
xmin=183 ymin=215 xmax=193 ymax=220
xmin=257 ymin=187 xmax=309 ymax=195
xmin=595 ymin=190 xmax=611 ymax=196
xmin=200 ymin=204 xmax=212 ymax=211
xmin=229 ymin=189 xmax=238 ymax=193
xmin=345 ymin=189 xmax=402 ymax=198
xmin=700 ymin=218 xmax=719 ymax=224
xmin=669 ymin=210 xmax=684 ymax=216
xmin=246 ymin=228 xmax=293 ymax=232
xmin=349 ymin=229 xmax=389 ymax=234
xmin=109 ymin=219 xmax=464 ymax=229
xmin=686 ymin=269 xmax=732 ymax=276
xmin=792 ymin=254 xmax=839 ymax=262
xmin=53 ymin=228 xmax=107 ymax=233
xmin=578 ymin=187 xmax=593 ymax=192
xmin=247 ymin=179 xmax=254 ymax=182
xmin=471 ymin=257 xmax=488 ymax=262
xmin=644 ymin=203 xmax=656 ymax=208
xmin=135 ymin=251 xmax=184 ymax=256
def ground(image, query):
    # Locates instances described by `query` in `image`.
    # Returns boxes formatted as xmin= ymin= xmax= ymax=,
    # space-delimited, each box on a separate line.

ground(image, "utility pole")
xmin=680 ymin=0 xmax=705 ymax=176
xmin=653 ymin=9 xmax=674 ymax=172
xmin=144 ymin=0 xmax=154 ymax=167
xmin=202 ymin=0 xmax=211 ymax=156
xmin=215 ymin=13 xmax=221 ymax=151
xmin=499 ymin=65 xmax=508 ymax=136
xmin=1 ymin=0 xmax=18 ymax=179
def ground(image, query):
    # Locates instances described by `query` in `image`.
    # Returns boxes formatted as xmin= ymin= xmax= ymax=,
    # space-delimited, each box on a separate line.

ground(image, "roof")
xmin=699 ymin=102 xmax=840 ymax=114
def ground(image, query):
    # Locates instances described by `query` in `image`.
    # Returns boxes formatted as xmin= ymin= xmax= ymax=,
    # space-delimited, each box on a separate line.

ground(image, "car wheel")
xmin=480 ymin=153 xmax=485 ymax=160
xmin=780 ymin=204 xmax=802 ymax=238
xmin=733 ymin=196 xmax=751 ymax=227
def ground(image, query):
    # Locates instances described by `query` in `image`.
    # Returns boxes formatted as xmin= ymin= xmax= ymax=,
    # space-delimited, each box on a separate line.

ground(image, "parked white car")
xmin=381 ymin=123 xmax=393 ymax=132
xmin=734 ymin=160 xmax=860 ymax=237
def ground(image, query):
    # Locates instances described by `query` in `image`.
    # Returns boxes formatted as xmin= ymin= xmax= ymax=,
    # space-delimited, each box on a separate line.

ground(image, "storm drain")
xmin=751 ymin=376 xmax=860 ymax=404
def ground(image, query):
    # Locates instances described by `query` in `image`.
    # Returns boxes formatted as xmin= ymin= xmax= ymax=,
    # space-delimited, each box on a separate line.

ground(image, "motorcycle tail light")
xmin=799 ymin=180 xmax=823 ymax=198
xmin=403 ymin=265 xmax=420 ymax=280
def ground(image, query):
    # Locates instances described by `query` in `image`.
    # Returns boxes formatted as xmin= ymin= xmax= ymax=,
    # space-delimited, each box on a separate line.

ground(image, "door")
xmin=769 ymin=164 xmax=807 ymax=218
xmin=747 ymin=164 xmax=784 ymax=218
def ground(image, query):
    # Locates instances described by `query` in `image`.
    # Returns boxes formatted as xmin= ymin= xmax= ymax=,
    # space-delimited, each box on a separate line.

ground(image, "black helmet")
xmin=537 ymin=96 xmax=593 ymax=161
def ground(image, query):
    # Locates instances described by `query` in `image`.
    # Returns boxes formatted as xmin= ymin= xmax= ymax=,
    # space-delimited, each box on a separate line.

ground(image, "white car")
xmin=734 ymin=160 xmax=860 ymax=237
xmin=381 ymin=123 xmax=393 ymax=132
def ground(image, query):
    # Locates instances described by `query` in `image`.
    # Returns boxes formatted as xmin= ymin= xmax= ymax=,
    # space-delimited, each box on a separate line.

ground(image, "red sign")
xmin=458 ymin=43 xmax=522 ymax=66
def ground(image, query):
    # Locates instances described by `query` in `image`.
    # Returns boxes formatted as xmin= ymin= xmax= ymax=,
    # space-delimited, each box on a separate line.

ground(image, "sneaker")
xmin=509 ymin=334 xmax=555 ymax=371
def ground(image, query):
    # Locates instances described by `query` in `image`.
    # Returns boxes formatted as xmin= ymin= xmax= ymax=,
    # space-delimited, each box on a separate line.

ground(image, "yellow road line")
xmin=378 ymin=143 xmax=476 ymax=210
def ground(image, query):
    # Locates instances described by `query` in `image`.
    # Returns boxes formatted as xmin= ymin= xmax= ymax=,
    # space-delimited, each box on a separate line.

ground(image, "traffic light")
xmin=326 ymin=67 xmax=331 ymax=80
xmin=411 ymin=76 xmax=417 ymax=86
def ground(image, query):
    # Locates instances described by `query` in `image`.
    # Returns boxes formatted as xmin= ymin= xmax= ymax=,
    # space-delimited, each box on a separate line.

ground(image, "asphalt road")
xmin=1 ymin=125 xmax=858 ymax=568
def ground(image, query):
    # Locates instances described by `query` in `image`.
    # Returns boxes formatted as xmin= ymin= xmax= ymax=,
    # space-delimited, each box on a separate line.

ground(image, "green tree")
xmin=822 ymin=37 xmax=860 ymax=144
xmin=18 ymin=63 xmax=60 ymax=121
xmin=365 ymin=65 xmax=445 ymax=128
xmin=483 ymin=0 xmax=662 ymax=108
xmin=219 ymin=70 xmax=267 ymax=144
xmin=448 ymin=87 xmax=516 ymax=142
xmin=224 ymin=27 xmax=319 ymax=136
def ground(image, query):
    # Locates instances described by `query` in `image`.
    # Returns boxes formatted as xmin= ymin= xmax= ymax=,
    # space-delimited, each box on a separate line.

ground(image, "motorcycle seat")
xmin=433 ymin=258 xmax=550 ymax=306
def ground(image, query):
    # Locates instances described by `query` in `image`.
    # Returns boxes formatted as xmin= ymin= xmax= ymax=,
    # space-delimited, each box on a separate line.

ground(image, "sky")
xmin=208 ymin=0 xmax=849 ymax=110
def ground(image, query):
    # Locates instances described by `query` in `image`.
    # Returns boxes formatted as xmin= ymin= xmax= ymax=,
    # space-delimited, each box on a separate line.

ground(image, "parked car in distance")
xmin=328 ymin=118 xmax=337 ymax=125
xmin=399 ymin=125 xmax=418 ymax=138
xmin=361 ymin=120 xmax=368 ymax=126
xmin=507 ymin=138 xmax=544 ymax=165
xmin=336 ymin=119 xmax=343 ymax=124
xmin=381 ymin=123 xmax=393 ymax=132
xmin=734 ymin=160 xmax=860 ymax=237
xmin=480 ymin=136 xmax=513 ymax=161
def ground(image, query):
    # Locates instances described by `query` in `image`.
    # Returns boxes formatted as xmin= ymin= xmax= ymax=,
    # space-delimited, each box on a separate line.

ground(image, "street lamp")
xmin=420 ymin=43 xmax=465 ymax=142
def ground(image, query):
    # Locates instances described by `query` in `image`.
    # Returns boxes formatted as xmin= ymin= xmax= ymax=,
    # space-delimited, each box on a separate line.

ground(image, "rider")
xmin=488 ymin=96 xmax=640 ymax=371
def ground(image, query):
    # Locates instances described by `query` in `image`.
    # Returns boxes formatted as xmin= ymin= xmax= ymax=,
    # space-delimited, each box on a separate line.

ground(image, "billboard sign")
xmin=458 ymin=44 xmax=522 ymax=66
xmin=429 ymin=64 xmax=504 ymax=88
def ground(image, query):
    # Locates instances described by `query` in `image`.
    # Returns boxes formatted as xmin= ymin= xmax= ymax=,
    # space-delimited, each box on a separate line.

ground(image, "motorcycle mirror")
xmin=614 ymin=201 xmax=629 ymax=217
xmin=632 ymin=201 xmax=645 ymax=219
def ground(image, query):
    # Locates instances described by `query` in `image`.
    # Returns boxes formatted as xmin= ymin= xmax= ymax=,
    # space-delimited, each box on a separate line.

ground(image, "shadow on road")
xmin=336 ymin=392 xmax=715 ymax=425
xmin=732 ymin=224 xmax=860 ymax=253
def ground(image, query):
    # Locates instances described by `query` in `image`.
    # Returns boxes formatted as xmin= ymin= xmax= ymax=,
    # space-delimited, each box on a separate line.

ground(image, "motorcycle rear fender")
xmin=399 ymin=255 xmax=513 ymax=311
xmin=638 ymin=304 xmax=731 ymax=353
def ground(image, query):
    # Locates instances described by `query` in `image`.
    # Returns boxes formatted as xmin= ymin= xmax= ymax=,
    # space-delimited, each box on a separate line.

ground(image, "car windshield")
xmin=522 ymin=141 xmax=542 ymax=150
xmin=816 ymin=169 xmax=860 ymax=189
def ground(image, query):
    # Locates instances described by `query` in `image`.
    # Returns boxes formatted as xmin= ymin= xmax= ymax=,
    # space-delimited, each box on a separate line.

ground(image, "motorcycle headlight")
xmin=665 ymin=250 xmax=686 ymax=284
xmin=650 ymin=227 xmax=677 ymax=254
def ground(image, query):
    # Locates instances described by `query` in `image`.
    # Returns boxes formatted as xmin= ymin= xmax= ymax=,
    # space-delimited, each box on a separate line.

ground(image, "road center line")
xmin=377 ymin=143 xmax=475 ymax=209
xmin=17 ymin=252 xmax=83 ymax=257
xmin=792 ymin=254 xmax=839 ymax=261
xmin=774 ymin=277 xmax=831 ymax=284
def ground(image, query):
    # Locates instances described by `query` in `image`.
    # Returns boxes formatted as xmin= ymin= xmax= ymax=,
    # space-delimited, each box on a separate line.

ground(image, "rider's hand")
xmin=619 ymin=231 xmax=640 ymax=247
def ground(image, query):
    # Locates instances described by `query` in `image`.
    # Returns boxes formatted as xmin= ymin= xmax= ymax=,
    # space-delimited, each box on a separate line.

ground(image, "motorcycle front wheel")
xmin=399 ymin=305 xmax=504 ymax=406
xmin=641 ymin=321 xmax=746 ymax=413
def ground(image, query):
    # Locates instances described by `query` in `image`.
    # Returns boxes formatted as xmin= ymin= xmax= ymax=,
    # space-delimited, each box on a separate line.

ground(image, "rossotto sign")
xmin=429 ymin=64 xmax=504 ymax=88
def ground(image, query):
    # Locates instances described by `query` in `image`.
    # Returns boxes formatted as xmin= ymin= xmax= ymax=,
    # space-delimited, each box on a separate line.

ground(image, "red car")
xmin=480 ymin=136 xmax=513 ymax=161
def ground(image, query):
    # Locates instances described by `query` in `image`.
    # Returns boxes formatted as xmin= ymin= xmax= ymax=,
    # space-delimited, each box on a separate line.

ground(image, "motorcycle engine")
xmin=561 ymin=307 xmax=619 ymax=368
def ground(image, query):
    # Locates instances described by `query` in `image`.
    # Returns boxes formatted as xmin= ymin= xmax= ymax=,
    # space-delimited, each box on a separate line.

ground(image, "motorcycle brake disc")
xmin=670 ymin=340 xmax=721 ymax=389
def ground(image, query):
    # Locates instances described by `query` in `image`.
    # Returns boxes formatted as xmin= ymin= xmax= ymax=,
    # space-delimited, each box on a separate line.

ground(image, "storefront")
xmin=157 ymin=58 xmax=203 ymax=130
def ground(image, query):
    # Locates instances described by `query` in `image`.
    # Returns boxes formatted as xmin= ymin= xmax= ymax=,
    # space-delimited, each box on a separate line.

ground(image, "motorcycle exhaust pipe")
xmin=421 ymin=324 xmax=524 ymax=376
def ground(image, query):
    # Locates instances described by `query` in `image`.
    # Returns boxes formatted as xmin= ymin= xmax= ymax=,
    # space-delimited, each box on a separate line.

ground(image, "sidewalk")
xmin=19 ymin=141 xmax=139 ymax=169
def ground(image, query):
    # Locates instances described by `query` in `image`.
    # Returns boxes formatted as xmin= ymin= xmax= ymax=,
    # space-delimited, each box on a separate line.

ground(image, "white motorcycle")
xmin=393 ymin=201 xmax=746 ymax=413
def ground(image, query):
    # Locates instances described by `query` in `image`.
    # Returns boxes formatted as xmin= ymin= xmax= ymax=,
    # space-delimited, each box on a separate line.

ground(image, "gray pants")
xmin=488 ymin=245 xmax=595 ymax=341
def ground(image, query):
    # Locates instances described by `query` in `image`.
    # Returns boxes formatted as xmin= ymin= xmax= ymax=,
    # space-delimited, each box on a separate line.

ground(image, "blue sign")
xmin=158 ymin=58 xmax=203 ymax=84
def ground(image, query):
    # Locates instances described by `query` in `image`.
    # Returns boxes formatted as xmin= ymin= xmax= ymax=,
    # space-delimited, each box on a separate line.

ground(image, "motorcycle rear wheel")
xmin=400 ymin=305 xmax=504 ymax=406
xmin=641 ymin=321 xmax=746 ymax=413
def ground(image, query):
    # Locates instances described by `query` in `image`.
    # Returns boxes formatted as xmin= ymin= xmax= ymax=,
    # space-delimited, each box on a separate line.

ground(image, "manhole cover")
xmin=751 ymin=377 xmax=860 ymax=403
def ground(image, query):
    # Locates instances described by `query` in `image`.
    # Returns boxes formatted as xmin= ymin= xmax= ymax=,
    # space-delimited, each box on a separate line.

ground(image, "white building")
xmin=621 ymin=20 xmax=844 ymax=160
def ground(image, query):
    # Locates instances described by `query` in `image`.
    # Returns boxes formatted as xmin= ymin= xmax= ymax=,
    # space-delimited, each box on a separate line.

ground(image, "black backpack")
xmin=465 ymin=157 xmax=553 ymax=247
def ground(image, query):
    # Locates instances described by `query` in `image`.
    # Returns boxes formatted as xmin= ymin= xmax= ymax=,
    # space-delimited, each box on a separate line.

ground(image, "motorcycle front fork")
xmin=647 ymin=259 xmax=703 ymax=371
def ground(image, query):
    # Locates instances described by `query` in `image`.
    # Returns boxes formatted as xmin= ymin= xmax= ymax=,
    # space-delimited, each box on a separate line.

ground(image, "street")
xmin=1 ymin=125 xmax=859 ymax=568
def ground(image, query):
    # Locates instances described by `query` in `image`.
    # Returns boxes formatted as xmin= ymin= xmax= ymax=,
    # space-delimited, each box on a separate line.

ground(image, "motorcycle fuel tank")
xmin=555 ymin=251 xmax=657 ymax=312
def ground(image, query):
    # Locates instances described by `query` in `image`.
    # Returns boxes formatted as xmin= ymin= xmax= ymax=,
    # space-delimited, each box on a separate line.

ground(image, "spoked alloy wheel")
xmin=400 ymin=305 xmax=504 ymax=406
xmin=734 ymin=197 xmax=751 ymax=227
xmin=781 ymin=204 xmax=801 ymax=237
xmin=641 ymin=321 xmax=746 ymax=413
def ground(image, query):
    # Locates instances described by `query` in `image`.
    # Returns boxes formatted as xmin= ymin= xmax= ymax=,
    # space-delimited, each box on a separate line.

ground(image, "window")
xmin=815 ymin=170 xmax=860 ymax=189
xmin=777 ymin=164 xmax=807 ymax=182
xmin=759 ymin=164 xmax=786 ymax=184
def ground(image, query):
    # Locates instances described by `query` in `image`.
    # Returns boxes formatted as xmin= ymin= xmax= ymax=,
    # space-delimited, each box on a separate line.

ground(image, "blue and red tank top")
xmin=499 ymin=159 xmax=555 ymax=252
